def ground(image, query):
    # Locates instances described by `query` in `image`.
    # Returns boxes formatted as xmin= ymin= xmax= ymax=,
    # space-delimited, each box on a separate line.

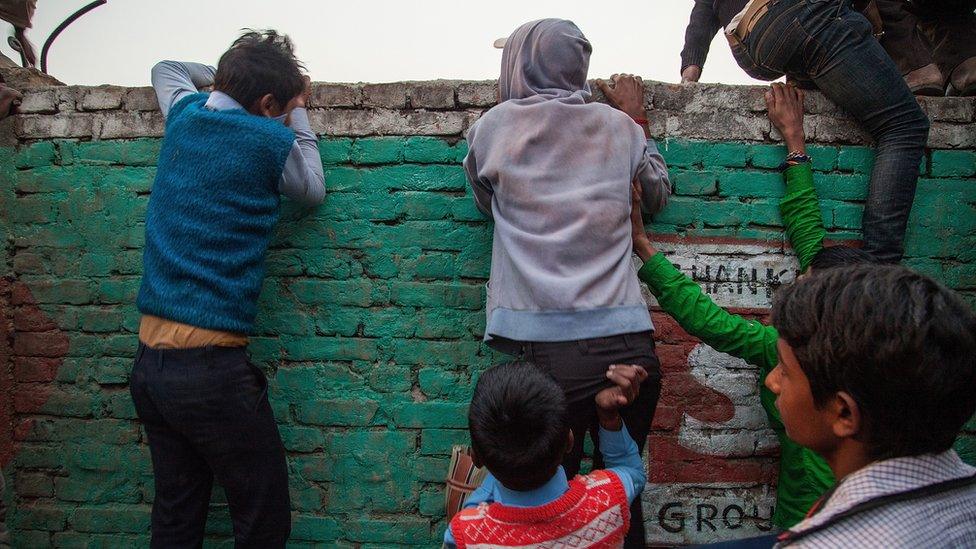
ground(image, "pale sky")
xmin=1 ymin=0 xmax=760 ymax=87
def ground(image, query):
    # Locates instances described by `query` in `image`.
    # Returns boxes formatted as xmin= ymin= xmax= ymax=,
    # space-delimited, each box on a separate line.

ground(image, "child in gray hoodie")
xmin=462 ymin=18 xmax=672 ymax=546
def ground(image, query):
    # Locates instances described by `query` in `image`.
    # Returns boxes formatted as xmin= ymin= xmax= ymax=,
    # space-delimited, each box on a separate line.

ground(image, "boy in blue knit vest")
xmin=129 ymin=30 xmax=325 ymax=548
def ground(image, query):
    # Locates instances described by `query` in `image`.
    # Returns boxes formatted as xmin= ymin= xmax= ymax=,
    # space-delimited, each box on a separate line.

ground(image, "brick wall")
xmin=0 ymin=80 xmax=973 ymax=547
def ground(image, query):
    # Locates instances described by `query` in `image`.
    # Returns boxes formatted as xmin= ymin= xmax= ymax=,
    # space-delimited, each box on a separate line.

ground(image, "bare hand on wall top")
xmin=681 ymin=65 xmax=702 ymax=83
xmin=596 ymin=74 xmax=648 ymax=121
xmin=765 ymin=82 xmax=806 ymax=154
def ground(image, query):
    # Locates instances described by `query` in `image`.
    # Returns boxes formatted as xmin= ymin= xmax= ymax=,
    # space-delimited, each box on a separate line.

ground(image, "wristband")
xmin=777 ymin=152 xmax=811 ymax=172
xmin=631 ymin=116 xmax=649 ymax=126
xmin=786 ymin=150 xmax=809 ymax=162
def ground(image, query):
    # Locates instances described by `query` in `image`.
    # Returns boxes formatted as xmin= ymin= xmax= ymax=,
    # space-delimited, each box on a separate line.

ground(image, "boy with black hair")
xmin=767 ymin=263 xmax=976 ymax=546
xmin=445 ymin=362 xmax=650 ymax=548
xmin=633 ymin=83 xmax=874 ymax=529
xmin=129 ymin=30 xmax=325 ymax=548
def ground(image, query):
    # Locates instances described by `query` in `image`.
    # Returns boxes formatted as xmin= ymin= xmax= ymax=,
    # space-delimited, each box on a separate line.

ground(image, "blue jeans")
xmin=130 ymin=344 xmax=291 ymax=548
xmin=732 ymin=0 xmax=930 ymax=262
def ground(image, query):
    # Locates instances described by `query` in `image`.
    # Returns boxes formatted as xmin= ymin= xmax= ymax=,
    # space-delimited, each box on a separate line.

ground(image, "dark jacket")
xmin=681 ymin=0 xmax=750 ymax=71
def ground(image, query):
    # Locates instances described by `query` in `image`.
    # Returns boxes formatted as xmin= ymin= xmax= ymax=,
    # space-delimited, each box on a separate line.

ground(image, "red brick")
xmin=9 ymin=282 xmax=36 ymax=306
xmin=13 ymin=331 xmax=70 ymax=357
xmin=14 ymin=383 xmax=50 ymax=413
xmin=13 ymin=357 xmax=61 ymax=382
xmin=13 ymin=418 xmax=36 ymax=441
xmin=657 ymin=343 xmax=697 ymax=373
xmin=14 ymin=306 xmax=58 ymax=331
xmin=652 ymin=405 xmax=682 ymax=430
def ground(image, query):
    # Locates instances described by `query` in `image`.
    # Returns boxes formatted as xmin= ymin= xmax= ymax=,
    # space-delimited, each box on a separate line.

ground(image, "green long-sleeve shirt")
xmin=637 ymin=163 xmax=833 ymax=529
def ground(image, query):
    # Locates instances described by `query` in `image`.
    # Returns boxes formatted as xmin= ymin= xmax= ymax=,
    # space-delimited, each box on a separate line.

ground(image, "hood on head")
xmin=499 ymin=18 xmax=592 ymax=101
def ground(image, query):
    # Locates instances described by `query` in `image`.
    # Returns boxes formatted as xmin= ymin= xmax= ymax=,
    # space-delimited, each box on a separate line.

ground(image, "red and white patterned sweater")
xmin=449 ymin=469 xmax=631 ymax=548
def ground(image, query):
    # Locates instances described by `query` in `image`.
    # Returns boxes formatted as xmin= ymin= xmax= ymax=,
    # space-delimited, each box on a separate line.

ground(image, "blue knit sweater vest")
xmin=137 ymin=93 xmax=295 ymax=334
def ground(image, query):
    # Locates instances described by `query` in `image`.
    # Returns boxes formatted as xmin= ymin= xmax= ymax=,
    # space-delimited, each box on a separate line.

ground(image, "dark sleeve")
xmin=681 ymin=0 xmax=722 ymax=72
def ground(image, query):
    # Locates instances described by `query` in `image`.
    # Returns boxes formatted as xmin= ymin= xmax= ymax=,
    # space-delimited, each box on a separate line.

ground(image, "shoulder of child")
xmin=584 ymin=468 xmax=623 ymax=486
xmin=451 ymin=502 xmax=489 ymax=525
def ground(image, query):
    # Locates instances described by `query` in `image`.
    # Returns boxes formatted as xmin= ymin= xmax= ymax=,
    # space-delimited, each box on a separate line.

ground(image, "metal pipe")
xmin=40 ymin=0 xmax=107 ymax=74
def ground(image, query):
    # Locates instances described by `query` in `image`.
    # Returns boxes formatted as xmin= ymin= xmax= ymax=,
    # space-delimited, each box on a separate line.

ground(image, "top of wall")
xmin=2 ymin=80 xmax=974 ymax=149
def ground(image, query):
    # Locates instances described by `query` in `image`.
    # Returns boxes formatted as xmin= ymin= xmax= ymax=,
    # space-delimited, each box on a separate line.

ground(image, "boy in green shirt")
xmin=632 ymin=83 xmax=874 ymax=528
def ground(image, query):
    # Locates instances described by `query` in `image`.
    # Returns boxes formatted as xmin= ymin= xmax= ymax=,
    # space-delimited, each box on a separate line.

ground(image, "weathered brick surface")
xmin=0 ymin=80 xmax=973 ymax=546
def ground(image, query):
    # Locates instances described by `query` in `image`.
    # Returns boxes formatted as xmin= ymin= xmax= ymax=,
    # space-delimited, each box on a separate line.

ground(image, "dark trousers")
xmin=516 ymin=331 xmax=663 ymax=549
xmin=0 ymin=469 xmax=8 ymax=549
xmin=876 ymin=0 xmax=976 ymax=75
xmin=731 ymin=0 xmax=930 ymax=263
xmin=130 ymin=344 xmax=291 ymax=548
xmin=695 ymin=534 xmax=779 ymax=548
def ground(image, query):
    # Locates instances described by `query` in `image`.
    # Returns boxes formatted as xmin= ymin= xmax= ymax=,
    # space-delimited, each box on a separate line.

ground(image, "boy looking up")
xmin=631 ymin=83 xmax=874 ymax=529
xmin=768 ymin=264 xmax=976 ymax=547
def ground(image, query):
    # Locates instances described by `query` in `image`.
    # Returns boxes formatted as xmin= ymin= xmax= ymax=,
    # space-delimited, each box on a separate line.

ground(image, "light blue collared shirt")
xmin=444 ymin=424 xmax=646 ymax=548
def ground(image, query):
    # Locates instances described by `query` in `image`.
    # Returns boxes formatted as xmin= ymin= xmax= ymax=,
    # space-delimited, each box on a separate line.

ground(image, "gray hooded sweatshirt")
xmin=464 ymin=19 xmax=672 ymax=348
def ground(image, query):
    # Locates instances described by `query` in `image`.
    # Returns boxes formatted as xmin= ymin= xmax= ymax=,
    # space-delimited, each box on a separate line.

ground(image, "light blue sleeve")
xmin=150 ymin=61 xmax=215 ymax=119
xmin=278 ymin=107 xmax=326 ymax=207
xmin=444 ymin=527 xmax=457 ymax=549
xmin=443 ymin=473 xmax=500 ymax=548
xmin=600 ymin=424 xmax=646 ymax=503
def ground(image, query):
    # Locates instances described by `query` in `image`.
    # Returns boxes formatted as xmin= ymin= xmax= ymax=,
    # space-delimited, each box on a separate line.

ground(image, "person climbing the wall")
xmin=874 ymin=0 xmax=976 ymax=96
xmin=462 ymin=18 xmax=672 ymax=547
xmin=680 ymin=0 xmax=930 ymax=264
xmin=0 ymin=0 xmax=37 ymax=68
xmin=631 ymin=82 xmax=876 ymax=532
xmin=129 ymin=30 xmax=325 ymax=548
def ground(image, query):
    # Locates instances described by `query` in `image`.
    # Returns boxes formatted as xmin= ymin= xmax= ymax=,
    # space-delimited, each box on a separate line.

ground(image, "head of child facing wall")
xmin=213 ymin=29 xmax=305 ymax=117
xmin=468 ymin=361 xmax=574 ymax=491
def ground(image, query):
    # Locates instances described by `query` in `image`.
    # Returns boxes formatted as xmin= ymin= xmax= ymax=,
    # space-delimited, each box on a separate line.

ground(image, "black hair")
xmin=213 ymin=29 xmax=305 ymax=112
xmin=772 ymin=263 xmax=976 ymax=460
xmin=468 ymin=361 xmax=569 ymax=490
xmin=809 ymin=245 xmax=876 ymax=271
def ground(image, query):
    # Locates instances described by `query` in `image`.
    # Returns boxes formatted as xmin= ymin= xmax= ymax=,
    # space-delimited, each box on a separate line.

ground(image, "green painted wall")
xmin=1 ymin=135 xmax=974 ymax=547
